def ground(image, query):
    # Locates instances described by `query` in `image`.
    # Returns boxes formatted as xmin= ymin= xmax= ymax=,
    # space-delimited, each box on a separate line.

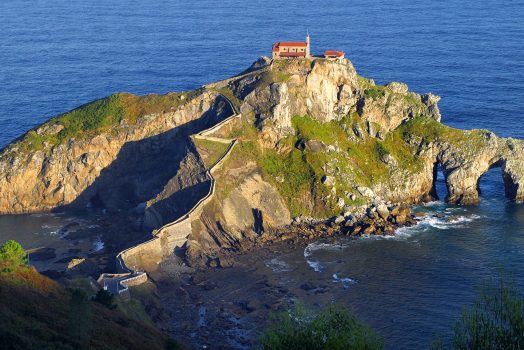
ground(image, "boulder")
xmin=357 ymin=186 xmax=375 ymax=198
xmin=376 ymin=203 xmax=390 ymax=220
xmin=322 ymin=175 xmax=336 ymax=186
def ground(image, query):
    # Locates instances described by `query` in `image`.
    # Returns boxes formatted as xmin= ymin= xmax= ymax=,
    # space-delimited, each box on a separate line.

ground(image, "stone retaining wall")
xmin=114 ymin=94 xmax=241 ymax=281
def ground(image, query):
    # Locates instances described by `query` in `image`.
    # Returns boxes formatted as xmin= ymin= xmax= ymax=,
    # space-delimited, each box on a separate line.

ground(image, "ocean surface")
xmin=1 ymin=0 xmax=523 ymax=348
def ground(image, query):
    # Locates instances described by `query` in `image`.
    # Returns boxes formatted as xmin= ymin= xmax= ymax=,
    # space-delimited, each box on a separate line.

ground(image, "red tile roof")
xmin=273 ymin=41 xmax=308 ymax=52
xmin=324 ymin=50 xmax=345 ymax=57
xmin=277 ymin=41 xmax=307 ymax=47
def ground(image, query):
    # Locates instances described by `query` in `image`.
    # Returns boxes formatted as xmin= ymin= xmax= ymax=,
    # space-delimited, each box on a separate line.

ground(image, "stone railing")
xmin=112 ymin=94 xmax=241 ymax=286
xmin=203 ymin=65 xmax=269 ymax=90
xmin=97 ymin=271 xmax=147 ymax=294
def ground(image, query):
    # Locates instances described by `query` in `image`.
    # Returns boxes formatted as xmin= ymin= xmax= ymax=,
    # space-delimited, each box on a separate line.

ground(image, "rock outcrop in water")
xmin=0 ymin=57 xmax=523 ymax=271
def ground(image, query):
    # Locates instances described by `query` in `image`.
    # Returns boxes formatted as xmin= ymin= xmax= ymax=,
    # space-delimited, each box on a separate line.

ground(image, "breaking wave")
xmin=304 ymin=242 xmax=346 ymax=272
xmin=332 ymin=273 xmax=357 ymax=287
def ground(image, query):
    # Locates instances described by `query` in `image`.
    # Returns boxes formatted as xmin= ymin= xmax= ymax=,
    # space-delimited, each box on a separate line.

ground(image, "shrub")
xmin=452 ymin=274 xmax=524 ymax=350
xmin=93 ymin=289 xmax=116 ymax=310
xmin=0 ymin=240 xmax=27 ymax=273
xmin=364 ymin=87 xmax=386 ymax=100
xmin=258 ymin=304 xmax=383 ymax=350
xmin=431 ymin=273 xmax=524 ymax=350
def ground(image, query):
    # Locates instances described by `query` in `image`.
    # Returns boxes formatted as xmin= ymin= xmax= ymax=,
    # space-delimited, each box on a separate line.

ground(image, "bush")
xmin=0 ymin=240 xmax=27 ymax=273
xmin=431 ymin=273 xmax=524 ymax=350
xmin=452 ymin=275 xmax=524 ymax=350
xmin=258 ymin=304 xmax=383 ymax=350
xmin=93 ymin=288 xmax=116 ymax=309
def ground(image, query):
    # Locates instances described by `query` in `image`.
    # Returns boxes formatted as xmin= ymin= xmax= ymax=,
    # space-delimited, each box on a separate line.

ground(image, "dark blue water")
xmin=1 ymin=1 xmax=523 ymax=348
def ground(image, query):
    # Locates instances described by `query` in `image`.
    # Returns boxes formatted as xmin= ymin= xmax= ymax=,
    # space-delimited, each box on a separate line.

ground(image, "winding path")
xmin=99 ymin=94 xmax=241 ymax=292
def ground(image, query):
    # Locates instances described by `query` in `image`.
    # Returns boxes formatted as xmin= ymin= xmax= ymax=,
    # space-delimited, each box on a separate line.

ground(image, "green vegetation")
xmin=258 ymin=304 xmax=383 ymax=350
xmin=93 ymin=289 xmax=117 ymax=309
xmin=454 ymin=275 xmax=524 ymax=349
xmin=397 ymin=116 xmax=487 ymax=152
xmin=292 ymin=115 xmax=349 ymax=145
xmin=214 ymin=86 xmax=243 ymax=112
xmin=0 ymin=241 xmax=181 ymax=350
xmin=15 ymin=92 xmax=191 ymax=153
xmin=364 ymin=86 xmax=386 ymax=100
xmin=357 ymin=75 xmax=374 ymax=89
xmin=193 ymin=137 xmax=231 ymax=169
xmin=0 ymin=240 xmax=27 ymax=273
xmin=216 ymin=108 xmax=490 ymax=218
xmin=259 ymin=144 xmax=316 ymax=216
xmin=431 ymin=272 xmax=524 ymax=350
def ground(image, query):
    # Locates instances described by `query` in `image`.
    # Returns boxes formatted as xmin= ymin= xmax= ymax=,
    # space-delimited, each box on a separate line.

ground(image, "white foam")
xmin=422 ymin=200 xmax=444 ymax=207
xmin=360 ymin=212 xmax=484 ymax=241
xmin=307 ymin=260 xmax=324 ymax=272
xmin=395 ymin=212 xmax=483 ymax=237
xmin=332 ymin=273 xmax=356 ymax=286
xmin=304 ymin=242 xmax=346 ymax=272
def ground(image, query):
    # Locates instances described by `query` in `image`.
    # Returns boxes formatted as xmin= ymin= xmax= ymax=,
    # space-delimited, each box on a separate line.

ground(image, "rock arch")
xmin=436 ymin=150 xmax=524 ymax=205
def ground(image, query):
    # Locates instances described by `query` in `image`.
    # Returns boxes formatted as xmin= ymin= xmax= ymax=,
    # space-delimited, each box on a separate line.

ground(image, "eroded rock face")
xmin=221 ymin=173 xmax=290 ymax=235
xmin=236 ymin=58 xmax=441 ymax=147
xmin=1 ymin=57 xmax=524 ymax=272
xmin=0 ymin=91 xmax=229 ymax=214
xmin=381 ymin=131 xmax=524 ymax=205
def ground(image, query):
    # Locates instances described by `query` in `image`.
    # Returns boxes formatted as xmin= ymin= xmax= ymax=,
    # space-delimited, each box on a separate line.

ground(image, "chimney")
xmin=306 ymin=34 xmax=311 ymax=58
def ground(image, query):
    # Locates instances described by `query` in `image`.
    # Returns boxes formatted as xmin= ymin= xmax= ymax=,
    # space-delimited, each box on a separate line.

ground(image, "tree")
xmin=93 ymin=288 xmax=116 ymax=309
xmin=258 ymin=303 xmax=383 ymax=350
xmin=0 ymin=240 xmax=27 ymax=272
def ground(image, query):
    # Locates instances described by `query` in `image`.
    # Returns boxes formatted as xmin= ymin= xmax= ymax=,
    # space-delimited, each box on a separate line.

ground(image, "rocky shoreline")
xmin=151 ymin=203 xmax=422 ymax=349
xmin=193 ymin=203 xmax=418 ymax=269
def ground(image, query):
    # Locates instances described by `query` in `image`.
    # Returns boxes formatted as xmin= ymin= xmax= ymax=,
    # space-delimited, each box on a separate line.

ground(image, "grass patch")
xmin=398 ymin=116 xmax=486 ymax=150
xmin=258 ymin=144 xmax=315 ymax=217
xmin=364 ymin=86 xmax=386 ymax=100
xmin=14 ymin=91 xmax=191 ymax=154
xmin=292 ymin=115 xmax=350 ymax=146
xmin=0 ymin=266 xmax=178 ymax=350
xmin=193 ymin=138 xmax=231 ymax=169
xmin=213 ymin=86 xmax=242 ymax=112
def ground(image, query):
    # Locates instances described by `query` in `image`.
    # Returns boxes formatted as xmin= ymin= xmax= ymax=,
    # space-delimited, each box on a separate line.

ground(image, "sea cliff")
xmin=1 ymin=57 xmax=523 ymax=271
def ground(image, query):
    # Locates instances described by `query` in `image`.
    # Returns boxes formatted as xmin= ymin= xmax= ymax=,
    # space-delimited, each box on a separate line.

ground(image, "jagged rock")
xmin=0 ymin=91 xmax=229 ymax=214
xmin=386 ymin=82 xmax=409 ymax=94
xmin=376 ymin=203 xmax=390 ymax=220
xmin=67 ymin=258 xmax=85 ymax=270
xmin=367 ymin=121 xmax=377 ymax=138
xmin=36 ymin=123 xmax=64 ymax=135
xmin=422 ymin=93 xmax=441 ymax=121
xmin=298 ymin=139 xmax=327 ymax=152
xmin=357 ymin=186 xmax=375 ymax=198
xmin=380 ymin=153 xmax=397 ymax=166
xmin=322 ymin=175 xmax=335 ymax=186
xmin=352 ymin=124 xmax=364 ymax=139
xmin=334 ymin=215 xmax=345 ymax=224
